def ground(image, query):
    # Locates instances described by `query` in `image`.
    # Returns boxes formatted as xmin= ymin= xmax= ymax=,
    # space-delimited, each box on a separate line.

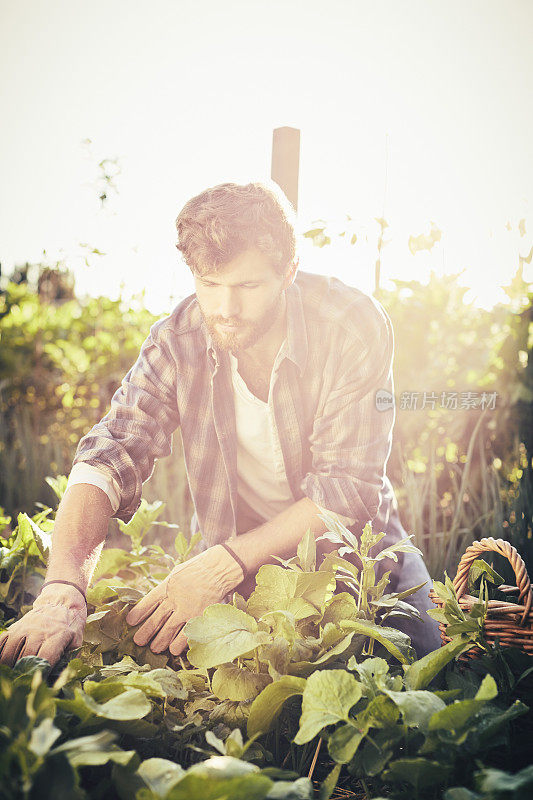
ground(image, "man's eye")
xmin=242 ymin=284 xmax=259 ymax=289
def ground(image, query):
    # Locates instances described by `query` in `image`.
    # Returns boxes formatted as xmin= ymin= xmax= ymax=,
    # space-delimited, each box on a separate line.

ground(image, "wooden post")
xmin=271 ymin=127 xmax=300 ymax=212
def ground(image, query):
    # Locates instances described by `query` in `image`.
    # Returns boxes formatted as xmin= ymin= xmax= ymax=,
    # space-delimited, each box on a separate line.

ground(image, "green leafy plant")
xmin=428 ymin=574 xmax=489 ymax=651
xmin=1 ymin=484 xmax=532 ymax=799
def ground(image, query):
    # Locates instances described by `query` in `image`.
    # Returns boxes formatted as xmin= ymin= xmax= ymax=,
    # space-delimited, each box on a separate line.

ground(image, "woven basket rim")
xmin=428 ymin=588 xmax=533 ymax=618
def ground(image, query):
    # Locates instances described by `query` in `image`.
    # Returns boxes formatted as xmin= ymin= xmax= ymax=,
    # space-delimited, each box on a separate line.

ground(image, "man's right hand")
xmin=0 ymin=583 xmax=87 ymax=668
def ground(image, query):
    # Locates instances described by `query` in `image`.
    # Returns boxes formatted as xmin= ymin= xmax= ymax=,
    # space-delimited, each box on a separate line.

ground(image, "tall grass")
xmin=0 ymin=405 xmax=67 ymax=515
xmin=398 ymin=409 xmax=504 ymax=579
xmin=1 ymin=401 xmax=193 ymax=539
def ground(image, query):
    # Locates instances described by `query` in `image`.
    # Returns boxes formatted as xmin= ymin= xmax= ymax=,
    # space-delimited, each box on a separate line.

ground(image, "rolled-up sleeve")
xmin=72 ymin=319 xmax=180 ymax=522
xmin=300 ymin=300 xmax=395 ymax=532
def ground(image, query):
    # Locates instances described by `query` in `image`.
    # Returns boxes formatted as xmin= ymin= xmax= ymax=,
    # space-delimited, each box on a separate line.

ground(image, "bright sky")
xmin=1 ymin=0 xmax=532 ymax=312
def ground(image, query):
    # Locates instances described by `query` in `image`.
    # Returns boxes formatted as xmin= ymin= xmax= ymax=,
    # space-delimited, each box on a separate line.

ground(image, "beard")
xmin=202 ymin=288 xmax=285 ymax=354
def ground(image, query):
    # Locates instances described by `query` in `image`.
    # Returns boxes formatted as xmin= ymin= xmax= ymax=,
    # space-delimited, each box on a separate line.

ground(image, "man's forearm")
xmin=228 ymin=497 xmax=335 ymax=575
xmin=46 ymin=483 xmax=113 ymax=592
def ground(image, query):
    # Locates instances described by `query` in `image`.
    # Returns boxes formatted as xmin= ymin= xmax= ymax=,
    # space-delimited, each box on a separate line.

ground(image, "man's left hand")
xmin=125 ymin=544 xmax=244 ymax=657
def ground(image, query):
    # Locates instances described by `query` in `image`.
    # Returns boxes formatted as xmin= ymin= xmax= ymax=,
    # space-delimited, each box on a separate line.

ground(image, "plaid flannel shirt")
xmin=73 ymin=271 xmax=399 ymax=549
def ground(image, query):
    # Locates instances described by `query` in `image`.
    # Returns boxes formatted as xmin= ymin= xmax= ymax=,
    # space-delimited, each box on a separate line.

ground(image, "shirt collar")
xmin=204 ymin=278 xmax=308 ymax=376
xmin=283 ymin=279 xmax=308 ymax=376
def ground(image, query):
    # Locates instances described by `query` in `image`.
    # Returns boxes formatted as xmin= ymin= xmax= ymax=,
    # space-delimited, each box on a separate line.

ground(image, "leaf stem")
xmin=307 ymin=737 xmax=322 ymax=779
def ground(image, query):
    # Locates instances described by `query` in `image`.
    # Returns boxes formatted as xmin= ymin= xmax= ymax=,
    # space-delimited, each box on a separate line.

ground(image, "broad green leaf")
xmin=53 ymin=658 xmax=95 ymax=691
xmin=314 ymin=631 xmax=356 ymax=665
xmin=205 ymin=729 xmax=229 ymax=755
xmin=432 ymin=574 xmax=459 ymax=604
xmin=117 ymin=499 xmax=166 ymax=550
xmin=30 ymin=753 xmax=78 ymax=797
xmin=384 ymin=758 xmax=450 ymax=789
xmin=354 ymin=726 xmax=404 ymax=777
xmin=446 ymin=620 xmax=484 ymax=637
xmin=247 ymin=675 xmax=306 ymax=737
xmin=29 ymin=717 xmax=62 ymax=756
xmin=340 ymin=619 xmax=413 ymax=664
xmin=89 ymin=670 xmax=170 ymax=701
xmin=356 ymin=693 xmax=400 ymax=729
xmin=167 ymin=756 xmax=272 ymax=800
xmin=84 ymin=601 xmax=169 ymax=668
xmin=13 ymin=655 xmax=51 ymax=678
xmin=297 ymin=528 xmax=316 ymax=572
xmin=224 ymin=728 xmax=246 ymax=758
xmin=91 ymin=548 xmax=138 ymax=582
xmin=205 ymin=728 xmax=246 ymax=759
xmin=404 ymin=636 xmax=475 ymax=690
xmin=173 ymin=668 xmax=208 ymax=693
xmin=145 ymin=669 xmax=188 ymax=701
xmin=174 ymin=531 xmax=189 ymax=558
xmin=377 ymin=582 xmax=427 ymax=604
xmin=265 ymin=777 xmax=314 ymax=798
xmin=212 ymin=663 xmax=272 ymax=701
xmin=174 ymin=531 xmax=202 ymax=561
xmin=167 ymin=773 xmax=272 ymax=800
xmin=429 ymin=697 xmax=493 ymax=733
xmin=368 ymin=570 xmax=391 ymax=599
xmin=259 ymin=638 xmax=291 ymax=679
xmin=320 ymin=622 xmax=347 ymax=649
xmin=361 ymin=521 xmax=385 ymax=557
xmin=14 ymin=513 xmax=44 ymax=558
xmin=137 ymin=758 xmax=186 ymax=796
xmin=316 ymin=510 xmax=360 ymax=551
xmin=24 ymin=513 xmax=52 ymax=560
xmin=318 ymin=551 xmax=358 ymax=582
xmin=58 ymin=687 xmax=152 ymax=721
xmin=321 ymin=593 xmax=358 ymax=626
xmin=476 ymin=764 xmax=533 ymax=794
xmin=374 ymin=536 xmax=423 ymax=562
xmin=467 ymin=558 xmax=504 ymax=592
xmin=427 ymin=607 xmax=449 ymax=624
xmin=209 ymin=698 xmax=252 ymax=727
xmin=327 ymin=721 xmax=364 ymax=763
xmin=351 ymin=657 xmax=392 ymax=696
xmin=99 ymin=655 xmax=151 ymax=676
xmin=443 ymin=789 xmax=480 ymax=800
xmin=260 ymin=609 xmax=297 ymax=646
xmin=470 ymin=700 xmax=528 ymax=749
xmin=294 ymin=669 xmax=362 ymax=744
xmin=45 ymin=474 xmax=68 ymax=501
xmin=381 ymin=602 xmax=422 ymax=623
xmin=289 ymin=631 xmax=357 ymax=677
xmin=384 ymin=689 xmax=445 ymax=730
xmin=475 ymin=673 xmax=497 ymax=701
xmin=184 ymin=755 xmax=262 ymax=779
xmin=318 ymin=763 xmax=342 ymax=800
xmin=52 ymin=729 xmax=137 ymax=767
xmin=247 ymin=566 xmax=333 ymax=620
xmin=185 ymin=604 xmax=271 ymax=668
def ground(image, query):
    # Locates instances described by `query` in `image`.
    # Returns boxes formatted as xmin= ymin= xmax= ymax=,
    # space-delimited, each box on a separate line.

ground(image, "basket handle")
xmin=453 ymin=537 xmax=532 ymax=625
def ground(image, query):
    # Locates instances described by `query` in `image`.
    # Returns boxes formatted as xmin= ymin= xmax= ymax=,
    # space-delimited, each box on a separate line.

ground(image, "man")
xmin=0 ymin=181 xmax=441 ymax=667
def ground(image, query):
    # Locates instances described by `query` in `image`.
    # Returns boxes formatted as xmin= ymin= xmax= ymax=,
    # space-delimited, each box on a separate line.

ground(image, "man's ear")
xmin=282 ymin=257 xmax=299 ymax=289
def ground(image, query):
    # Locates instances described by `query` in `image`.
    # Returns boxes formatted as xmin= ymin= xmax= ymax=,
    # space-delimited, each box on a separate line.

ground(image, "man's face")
xmin=193 ymin=248 xmax=292 ymax=353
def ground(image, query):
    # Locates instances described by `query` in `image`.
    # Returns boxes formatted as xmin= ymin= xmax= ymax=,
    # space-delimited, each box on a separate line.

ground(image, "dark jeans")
xmin=360 ymin=475 xmax=442 ymax=657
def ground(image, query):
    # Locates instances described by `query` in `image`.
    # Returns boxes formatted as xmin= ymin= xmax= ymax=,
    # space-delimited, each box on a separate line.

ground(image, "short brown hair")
xmin=175 ymin=181 xmax=296 ymax=276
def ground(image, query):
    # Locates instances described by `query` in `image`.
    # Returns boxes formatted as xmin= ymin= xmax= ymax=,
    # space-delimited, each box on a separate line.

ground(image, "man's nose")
xmin=219 ymin=288 xmax=241 ymax=319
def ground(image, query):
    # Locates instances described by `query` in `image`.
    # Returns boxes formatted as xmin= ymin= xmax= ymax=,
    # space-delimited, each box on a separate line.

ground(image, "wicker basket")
xmin=429 ymin=537 xmax=533 ymax=658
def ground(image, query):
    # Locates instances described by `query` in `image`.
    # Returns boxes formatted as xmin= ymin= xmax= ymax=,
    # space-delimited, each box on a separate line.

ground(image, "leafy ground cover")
xmin=1 ymin=482 xmax=532 ymax=799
